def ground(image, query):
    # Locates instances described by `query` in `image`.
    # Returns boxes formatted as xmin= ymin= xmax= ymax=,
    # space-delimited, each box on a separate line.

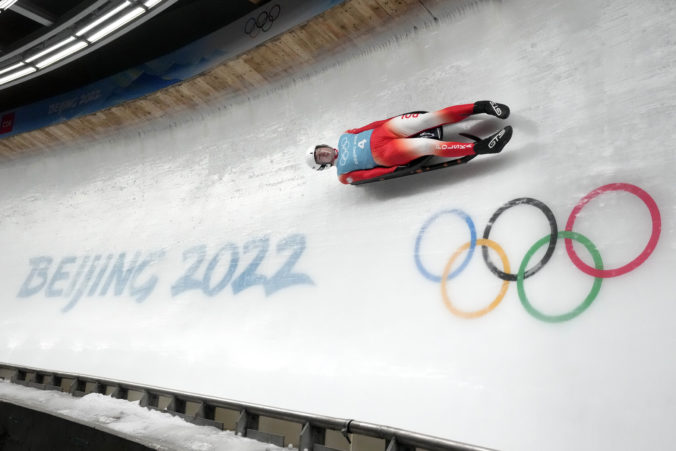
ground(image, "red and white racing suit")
xmin=338 ymin=103 xmax=477 ymax=184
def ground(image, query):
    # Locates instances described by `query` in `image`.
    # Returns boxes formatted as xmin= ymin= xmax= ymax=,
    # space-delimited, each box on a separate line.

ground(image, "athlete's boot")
xmin=473 ymin=100 xmax=510 ymax=119
xmin=473 ymin=126 xmax=513 ymax=154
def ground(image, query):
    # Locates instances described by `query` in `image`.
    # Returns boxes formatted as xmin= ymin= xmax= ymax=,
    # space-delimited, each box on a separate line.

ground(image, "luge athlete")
xmin=305 ymin=101 xmax=513 ymax=184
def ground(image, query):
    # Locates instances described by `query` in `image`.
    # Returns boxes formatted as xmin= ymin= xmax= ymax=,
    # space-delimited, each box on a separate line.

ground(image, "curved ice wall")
xmin=0 ymin=0 xmax=674 ymax=450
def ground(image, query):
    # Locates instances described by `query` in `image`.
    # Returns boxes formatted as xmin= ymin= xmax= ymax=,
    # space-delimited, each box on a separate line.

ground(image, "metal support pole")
xmin=300 ymin=422 xmax=326 ymax=451
xmin=386 ymin=437 xmax=415 ymax=451
xmin=236 ymin=409 xmax=259 ymax=437
xmin=139 ymin=390 xmax=149 ymax=408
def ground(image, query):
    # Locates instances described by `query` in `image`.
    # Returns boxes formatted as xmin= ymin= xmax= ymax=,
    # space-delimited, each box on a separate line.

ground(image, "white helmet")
xmin=305 ymin=144 xmax=333 ymax=171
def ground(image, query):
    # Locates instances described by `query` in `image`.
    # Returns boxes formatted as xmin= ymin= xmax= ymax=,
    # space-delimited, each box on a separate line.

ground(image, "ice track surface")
xmin=0 ymin=0 xmax=675 ymax=450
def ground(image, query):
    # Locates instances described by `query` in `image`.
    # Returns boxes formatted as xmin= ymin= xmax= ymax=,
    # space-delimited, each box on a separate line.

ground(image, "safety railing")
xmin=0 ymin=362 xmax=496 ymax=451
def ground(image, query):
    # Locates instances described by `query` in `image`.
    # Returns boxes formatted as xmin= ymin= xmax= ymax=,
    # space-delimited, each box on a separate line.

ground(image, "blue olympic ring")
xmin=414 ymin=209 xmax=476 ymax=282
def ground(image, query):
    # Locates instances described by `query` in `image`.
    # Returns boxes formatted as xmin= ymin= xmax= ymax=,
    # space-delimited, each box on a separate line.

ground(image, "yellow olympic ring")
xmin=440 ymin=239 xmax=511 ymax=319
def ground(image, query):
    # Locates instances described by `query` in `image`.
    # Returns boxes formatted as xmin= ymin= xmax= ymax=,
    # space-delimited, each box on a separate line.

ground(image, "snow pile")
xmin=0 ymin=380 xmax=287 ymax=451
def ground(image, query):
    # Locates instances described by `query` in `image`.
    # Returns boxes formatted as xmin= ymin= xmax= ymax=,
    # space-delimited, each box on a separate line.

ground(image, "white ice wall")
xmin=0 ymin=0 xmax=675 ymax=450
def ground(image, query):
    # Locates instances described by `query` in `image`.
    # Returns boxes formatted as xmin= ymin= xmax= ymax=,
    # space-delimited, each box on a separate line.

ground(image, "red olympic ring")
xmin=565 ymin=183 xmax=661 ymax=278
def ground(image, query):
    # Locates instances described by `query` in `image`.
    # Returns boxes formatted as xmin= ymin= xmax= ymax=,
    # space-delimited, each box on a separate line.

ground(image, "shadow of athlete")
xmin=305 ymin=101 xmax=513 ymax=184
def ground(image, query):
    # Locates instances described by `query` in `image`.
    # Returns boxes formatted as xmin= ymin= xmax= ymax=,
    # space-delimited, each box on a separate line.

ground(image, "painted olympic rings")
xmin=244 ymin=4 xmax=281 ymax=38
xmin=441 ymin=239 xmax=510 ymax=318
xmin=482 ymin=198 xmax=558 ymax=281
xmin=565 ymin=183 xmax=661 ymax=278
xmin=414 ymin=209 xmax=476 ymax=282
xmin=518 ymin=231 xmax=603 ymax=323
xmin=415 ymin=183 xmax=661 ymax=322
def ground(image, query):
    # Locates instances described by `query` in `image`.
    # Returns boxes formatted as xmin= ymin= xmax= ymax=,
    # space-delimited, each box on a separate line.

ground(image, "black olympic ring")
xmin=244 ymin=4 xmax=281 ymax=37
xmin=481 ymin=198 xmax=558 ymax=282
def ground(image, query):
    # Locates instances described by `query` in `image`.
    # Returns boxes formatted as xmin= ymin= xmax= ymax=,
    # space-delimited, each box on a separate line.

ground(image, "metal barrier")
xmin=0 ymin=362 xmax=496 ymax=451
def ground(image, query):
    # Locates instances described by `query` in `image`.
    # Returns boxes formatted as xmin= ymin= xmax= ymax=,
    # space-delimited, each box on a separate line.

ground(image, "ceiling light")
xmin=36 ymin=41 xmax=88 ymax=68
xmin=25 ymin=37 xmax=77 ymax=63
xmin=0 ymin=61 xmax=24 ymax=76
xmin=144 ymin=0 xmax=163 ymax=7
xmin=87 ymin=6 xmax=145 ymax=43
xmin=75 ymin=1 xmax=131 ymax=37
xmin=0 ymin=0 xmax=18 ymax=11
xmin=0 ymin=66 xmax=36 ymax=86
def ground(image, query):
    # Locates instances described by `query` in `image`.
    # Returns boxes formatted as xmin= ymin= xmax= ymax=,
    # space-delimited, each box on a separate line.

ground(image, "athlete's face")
xmin=315 ymin=146 xmax=336 ymax=165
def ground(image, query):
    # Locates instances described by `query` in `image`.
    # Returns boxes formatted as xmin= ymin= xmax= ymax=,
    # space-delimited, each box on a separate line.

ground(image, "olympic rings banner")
xmin=244 ymin=4 xmax=282 ymax=38
xmin=414 ymin=183 xmax=662 ymax=323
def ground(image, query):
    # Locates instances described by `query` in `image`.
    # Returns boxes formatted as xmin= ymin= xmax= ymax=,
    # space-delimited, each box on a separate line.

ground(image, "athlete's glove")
xmin=473 ymin=100 xmax=510 ymax=119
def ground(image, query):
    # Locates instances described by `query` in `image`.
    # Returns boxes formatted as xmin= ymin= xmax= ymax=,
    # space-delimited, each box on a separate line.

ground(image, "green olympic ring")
xmin=517 ymin=231 xmax=603 ymax=323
